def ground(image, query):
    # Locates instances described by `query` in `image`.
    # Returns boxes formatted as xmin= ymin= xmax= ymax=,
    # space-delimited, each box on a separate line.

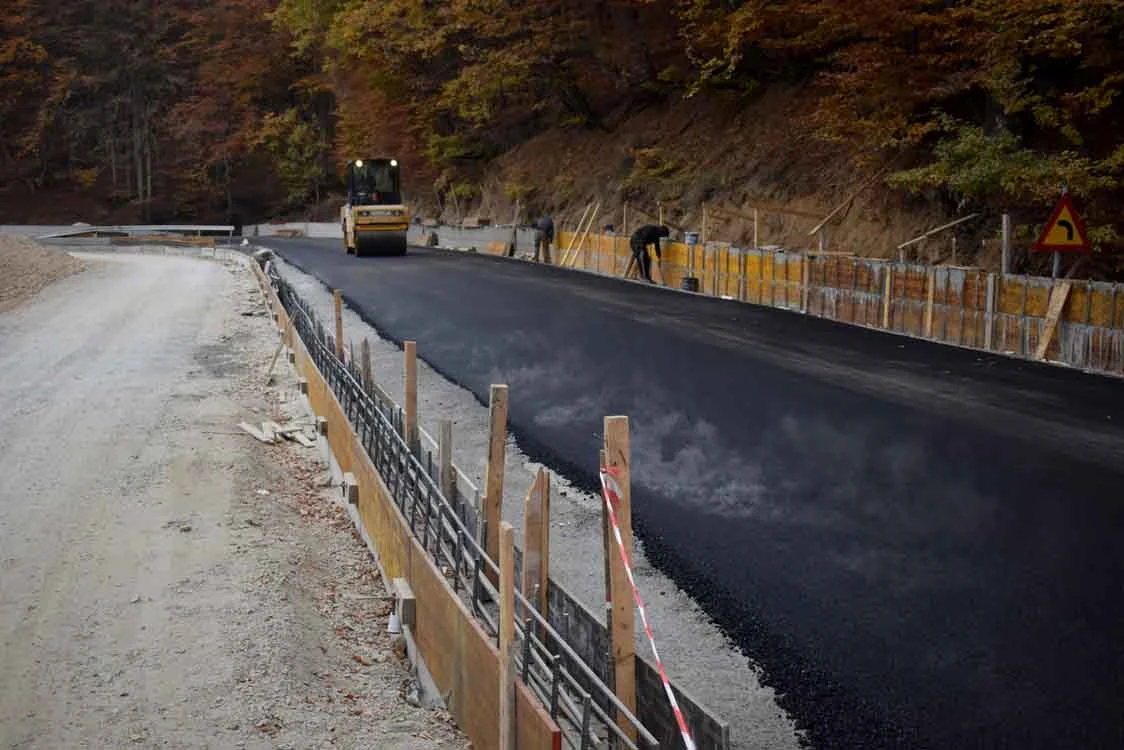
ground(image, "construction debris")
xmin=238 ymin=419 xmax=317 ymax=447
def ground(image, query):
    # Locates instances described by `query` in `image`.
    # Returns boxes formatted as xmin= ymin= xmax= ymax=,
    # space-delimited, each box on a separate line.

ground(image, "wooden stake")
xmin=498 ymin=520 xmax=515 ymax=750
xmin=333 ymin=289 xmax=344 ymax=359
xmin=438 ymin=419 xmax=454 ymax=500
xmin=361 ymin=338 xmax=373 ymax=391
xmin=984 ymin=273 xmax=997 ymax=351
xmin=924 ymin=268 xmax=936 ymax=338
xmin=800 ymin=257 xmax=810 ymax=313
xmin=882 ymin=265 xmax=894 ymax=329
xmin=404 ymin=341 xmax=418 ymax=454
xmin=603 ymin=416 xmax=636 ymax=743
xmin=483 ymin=384 xmax=509 ymax=580
xmin=522 ymin=468 xmax=550 ymax=623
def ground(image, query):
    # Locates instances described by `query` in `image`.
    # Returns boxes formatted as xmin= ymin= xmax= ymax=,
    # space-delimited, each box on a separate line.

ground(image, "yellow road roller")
xmin=341 ymin=158 xmax=410 ymax=256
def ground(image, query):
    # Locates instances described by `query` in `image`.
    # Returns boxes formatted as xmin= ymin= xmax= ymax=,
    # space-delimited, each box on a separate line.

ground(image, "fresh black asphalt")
xmin=267 ymin=238 xmax=1124 ymax=750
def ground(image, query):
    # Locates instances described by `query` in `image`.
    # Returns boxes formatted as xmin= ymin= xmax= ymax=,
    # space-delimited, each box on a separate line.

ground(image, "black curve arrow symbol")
xmin=1058 ymin=219 xmax=1075 ymax=241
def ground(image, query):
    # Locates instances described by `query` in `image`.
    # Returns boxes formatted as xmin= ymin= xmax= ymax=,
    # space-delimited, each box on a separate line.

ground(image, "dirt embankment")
xmin=0 ymin=235 xmax=87 ymax=313
xmin=425 ymin=87 xmax=966 ymax=263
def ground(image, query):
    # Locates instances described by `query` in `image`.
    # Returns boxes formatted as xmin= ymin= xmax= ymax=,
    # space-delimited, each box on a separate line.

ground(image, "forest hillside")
xmin=3 ymin=1 xmax=1122 ymax=273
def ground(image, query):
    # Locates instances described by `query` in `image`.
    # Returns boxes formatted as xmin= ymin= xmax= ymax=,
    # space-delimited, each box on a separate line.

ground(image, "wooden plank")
xmin=522 ymin=468 xmax=550 ymax=622
xmin=984 ymin=273 xmax=997 ymax=351
xmin=1035 ymin=281 xmax=1072 ymax=361
xmin=882 ymin=265 xmax=894 ymax=329
xmin=404 ymin=341 xmax=418 ymax=454
xmin=603 ymin=416 xmax=636 ymax=743
xmin=333 ymin=289 xmax=344 ymax=359
xmin=238 ymin=421 xmax=274 ymax=444
xmin=483 ymin=384 xmax=509 ymax=582
xmin=290 ymin=431 xmax=316 ymax=448
xmin=499 ymin=521 xmax=515 ymax=750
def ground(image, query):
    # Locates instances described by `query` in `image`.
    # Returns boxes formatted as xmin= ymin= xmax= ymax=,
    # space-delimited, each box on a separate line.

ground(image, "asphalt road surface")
xmin=266 ymin=239 xmax=1124 ymax=750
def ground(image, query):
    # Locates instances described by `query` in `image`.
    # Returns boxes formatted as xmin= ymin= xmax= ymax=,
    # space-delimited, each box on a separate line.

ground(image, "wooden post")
xmin=333 ymin=289 xmax=344 ymax=359
xmin=701 ymin=204 xmax=708 ymax=245
xmin=801 ymin=256 xmax=810 ymax=313
xmin=483 ymin=384 xmax=509 ymax=579
xmin=984 ymin=273 xmax=997 ymax=351
xmin=438 ymin=419 xmax=454 ymax=500
xmin=1036 ymin=281 xmax=1072 ymax=361
xmin=1001 ymin=213 xmax=1011 ymax=275
xmin=360 ymin=338 xmax=373 ymax=391
xmin=522 ymin=468 xmax=550 ymax=622
xmin=924 ymin=269 xmax=936 ymax=338
xmin=882 ymin=265 xmax=894 ymax=329
xmin=498 ymin=520 xmax=515 ymax=750
xmin=753 ymin=208 xmax=760 ymax=249
xmin=404 ymin=341 xmax=418 ymax=454
xmin=603 ymin=416 xmax=636 ymax=742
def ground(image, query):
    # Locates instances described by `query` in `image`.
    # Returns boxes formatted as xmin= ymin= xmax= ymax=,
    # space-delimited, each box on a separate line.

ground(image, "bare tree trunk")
xmin=132 ymin=88 xmax=144 ymax=207
xmin=145 ymin=125 xmax=152 ymax=221
xmin=109 ymin=134 xmax=117 ymax=191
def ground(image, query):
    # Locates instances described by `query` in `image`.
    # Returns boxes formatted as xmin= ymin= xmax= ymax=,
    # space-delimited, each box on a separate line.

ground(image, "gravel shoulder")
xmin=267 ymin=252 xmax=804 ymax=750
xmin=0 ymin=248 xmax=466 ymax=750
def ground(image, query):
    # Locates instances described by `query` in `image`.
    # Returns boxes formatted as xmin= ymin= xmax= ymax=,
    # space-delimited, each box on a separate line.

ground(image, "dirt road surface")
xmin=0 ymin=249 xmax=466 ymax=749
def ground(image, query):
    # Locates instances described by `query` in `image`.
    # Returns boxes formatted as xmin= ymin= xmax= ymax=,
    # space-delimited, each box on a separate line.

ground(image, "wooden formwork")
xmin=253 ymin=262 xmax=562 ymax=750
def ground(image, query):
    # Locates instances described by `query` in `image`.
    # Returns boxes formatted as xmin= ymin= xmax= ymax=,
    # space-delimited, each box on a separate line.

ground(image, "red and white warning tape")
xmin=599 ymin=464 xmax=697 ymax=750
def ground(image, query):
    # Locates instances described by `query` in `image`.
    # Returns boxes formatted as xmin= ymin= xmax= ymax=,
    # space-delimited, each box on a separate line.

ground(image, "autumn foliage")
xmin=2 ymin=0 xmax=1123 ymax=234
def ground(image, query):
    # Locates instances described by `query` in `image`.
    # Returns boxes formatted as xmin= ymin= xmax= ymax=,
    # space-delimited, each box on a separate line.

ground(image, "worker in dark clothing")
xmin=533 ymin=215 xmax=554 ymax=263
xmin=629 ymin=224 xmax=670 ymax=283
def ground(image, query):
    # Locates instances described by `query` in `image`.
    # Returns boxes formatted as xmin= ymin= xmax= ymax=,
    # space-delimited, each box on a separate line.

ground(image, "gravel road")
xmin=0 ymin=249 xmax=466 ymax=749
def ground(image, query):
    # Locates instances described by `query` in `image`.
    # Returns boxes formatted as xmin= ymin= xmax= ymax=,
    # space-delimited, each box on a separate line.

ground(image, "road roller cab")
xmin=341 ymin=158 xmax=410 ymax=256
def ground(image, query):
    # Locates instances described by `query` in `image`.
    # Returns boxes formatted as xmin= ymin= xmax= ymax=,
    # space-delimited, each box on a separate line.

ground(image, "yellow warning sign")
xmin=1032 ymin=193 xmax=1092 ymax=253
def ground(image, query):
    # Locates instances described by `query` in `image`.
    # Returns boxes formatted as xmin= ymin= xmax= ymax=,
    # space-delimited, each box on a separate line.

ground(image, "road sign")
xmin=1032 ymin=193 xmax=1092 ymax=253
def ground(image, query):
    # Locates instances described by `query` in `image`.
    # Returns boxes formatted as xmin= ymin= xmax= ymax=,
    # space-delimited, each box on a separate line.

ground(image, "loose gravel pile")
xmin=0 ymin=235 xmax=86 ymax=313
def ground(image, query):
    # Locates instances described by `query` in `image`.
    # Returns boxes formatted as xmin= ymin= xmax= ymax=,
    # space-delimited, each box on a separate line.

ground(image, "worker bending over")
xmin=533 ymin=215 xmax=554 ymax=263
xmin=629 ymin=224 xmax=670 ymax=283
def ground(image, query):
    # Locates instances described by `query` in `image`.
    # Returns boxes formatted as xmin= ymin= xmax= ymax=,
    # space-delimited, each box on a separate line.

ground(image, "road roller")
xmin=341 ymin=158 xmax=410 ymax=256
